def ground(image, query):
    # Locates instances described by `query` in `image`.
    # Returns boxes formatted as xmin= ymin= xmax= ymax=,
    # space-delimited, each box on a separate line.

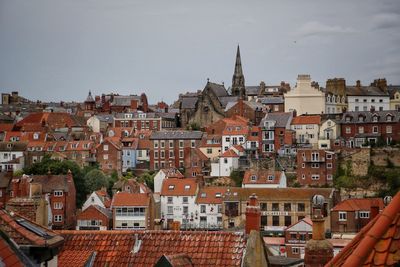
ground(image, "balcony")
xmin=302 ymin=157 xmax=325 ymax=163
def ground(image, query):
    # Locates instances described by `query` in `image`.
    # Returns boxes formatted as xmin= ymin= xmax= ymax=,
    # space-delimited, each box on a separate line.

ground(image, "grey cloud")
xmin=295 ymin=21 xmax=355 ymax=38
xmin=371 ymin=13 xmax=400 ymax=30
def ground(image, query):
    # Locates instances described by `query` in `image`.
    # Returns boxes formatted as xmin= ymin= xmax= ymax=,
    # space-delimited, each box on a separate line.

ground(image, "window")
xmin=191 ymin=140 xmax=195 ymax=148
xmin=154 ymin=151 xmax=158 ymax=159
xmin=284 ymin=203 xmax=291 ymax=211
xmin=387 ymin=115 xmax=393 ymax=122
xmin=372 ymin=126 xmax=378 ymax=133
xmin=160 ymin=141 xmax=165 ymax=148
xmin=339 ymin=211 xmax=347 ymax=221
xmin=260 ymin=203 xmax=267 ymax=211
xmin=311 ymin=163 xmax=319 ymax=168
xmin=272 ymin=216 xmax=279 ymax=226
xmin=358 ymin=126 xmax=364 ymax=134
xmin=268 ymin=175 xmax=274 ymax=181
xmin=298 ymin=203 xmax=305 ymax=212
xmin=104 ymin=145 xmax=108 ymax=151
xmin=54 ymin=202 xmax=63 ymax=209
xmin=168 ymin=185 xmax=175 ymax=190
xmin=311 ymin=174 xmax=320 ymax=180
xmin=326 ymin=154 xmax=332 ymax=159
xmin=239 ymin=137 xmax=244 ymax=142
xmin=215 ymin=193 xmax=221 ymax=198
xmin=327 ymin=163 xmax=332 ymax=169
xmin=225 ymin=137 xmax=230 ymax=142
xmin=261 ymin=216 xmax=268 ymax=226
xmin=179 ymin=150 xmax=184 ymax=158
xmin=207 ymin=148 xmax=212 ymax=154
xmin=54 ymin=191 xmax=63 ymax=197
xmin=103 ymin=154 xmax=108 ymax=160
xmin=184 ymin=185 xmax=191 ymax=190
xmin=179 ymin=140 xmax=184 ymax=148
xmin=284 ymin=216 xmax=291 ymax=226
xmin=200 ymin=205 xmax=206 ymax=213
xmin=272 ymin=203 xmax=279 ymax=211
xmin=169 ymin=151 xmax=174 ymax=158
xmin=160 ymin=151 xmax=165 ymax=159
xmin=182 ymin=197 xmax=188 ymax=204
xmin=154 ymin=141 xmax=159 ymax=148
xmin=372 ymin=116 xmax=378 ymax=122
xmin=327 ymin=174 xmax=333 ymax=180
xmin=387 ymin=126 xmax=392 ymax=134
xmin=167 ymin=206 xmax=173 ymax=214
xmin=167 ymin=197 xmax=173 ymax=204
xmin=301 ymin=174 xmax=305 ymax=179
xmin=251 ymin=175 xmax=257 ymax=181
xmin=183 ymin=206 xmax=189 ymax=214
xmin=345 ymin=127 xmax=351 ymax=134
xmin=359 ymin=211 xmax=370 ymax=218
xmin=224 ymin=158 xmax=228 ymax=164
xmin=54 ymin=215 xmax=63 ymax=222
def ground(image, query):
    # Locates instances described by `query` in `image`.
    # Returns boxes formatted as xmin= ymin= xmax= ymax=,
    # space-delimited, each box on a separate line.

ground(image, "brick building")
xmin=284 ymin=217 xmax=313 ymax=258
xmin=224 ymin=99 xmax=265 ymax=126
xmin=96 ymin=137 xmax=122 ymax=174
xmin=114 ymin=112 xmax=162 ymax=131
xmin=8 ymin=172 xmax=76 ymax=230
xmin=340 ymin=110 xmax=400 ymax=147
xmin=296 ymin=149 xmax=337 ymax=186
xmin=260 ymin=112 xmax=294 ymax=155
xmin=330 ymin=198 xmax=384 ymax=234
xmin=76 ymin=205 xmax=111 ymax=230
xmin=149 ymin=131 xmax=203 ymax=170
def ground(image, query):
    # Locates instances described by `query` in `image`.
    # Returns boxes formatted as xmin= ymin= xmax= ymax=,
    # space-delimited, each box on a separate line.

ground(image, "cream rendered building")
xmin=285 ymin=75 xmax=325 ymax=115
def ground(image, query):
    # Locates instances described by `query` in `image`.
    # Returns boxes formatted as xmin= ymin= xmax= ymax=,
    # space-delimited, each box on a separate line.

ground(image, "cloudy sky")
xmin=1 ymin=0 xmax=400 ymax=104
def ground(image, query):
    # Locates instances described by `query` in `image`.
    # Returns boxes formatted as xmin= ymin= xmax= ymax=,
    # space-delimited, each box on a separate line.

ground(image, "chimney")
xmin=304 ymin=195 xmax=333 ymax=266
xmin=356 ymin=80 xmax=361 ymax=88
xmin=131 ymin=99 xmax=138 ymax=110
xmin=370 ymin=200 xmax=380 ymax=220
xmin=245 ymin=193 xmax=261 ymax=234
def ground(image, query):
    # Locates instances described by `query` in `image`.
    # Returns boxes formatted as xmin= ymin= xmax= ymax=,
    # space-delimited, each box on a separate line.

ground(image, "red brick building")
xmin=96 ymin=137 xmax=122 ymax=175
xmin=149 ymin=131 xmax=203 ymax=170
xmin=76 ymin=205 xmax=111 ymax=230
xmin=114 ymin=112 xmax=162 ymax=131
xmin=284 ymin=217 xmax=313 ymax=258
xmin=260 ymin=112 xmax=294 ymax=155
xmin=8 ymin=172 xmax=76 ymax=230
xmin=330 ymin=198 xmax=384 ymax=234
xmin=340 ymin=110 xmax=400 ymax=147
xmin=296 ymin=149 xmax=336 ymax=186
xmin=224 ymin=99 xmax=265 ymax=126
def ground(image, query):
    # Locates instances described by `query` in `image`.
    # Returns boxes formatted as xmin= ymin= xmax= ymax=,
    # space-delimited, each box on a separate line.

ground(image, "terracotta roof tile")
xmin=58 ymin=250 xmax=94 ymax=267
xmin=221 ymin=149 xmax=239 ymax=158
xmin=111 ymin=192 xmax=150 ymax=207
xmin=291 ymin=115 xmax=321 ymax=125
xmin=58 ymin=230 xmax=247 ymax=267
xmin=326 ymin=191 xmax=400 ymax=267
xmin=161 ymin=178 xmax=198 ymax=196
xmin=0 ymin=235 xmax=25 ymax=267
xmin=196 ymin=187 xmax=227 ymax=204
xmin=242 ymin=170 xmax=283 ymax=185
xmin=332 ymin=198 xmax=384 ymax=212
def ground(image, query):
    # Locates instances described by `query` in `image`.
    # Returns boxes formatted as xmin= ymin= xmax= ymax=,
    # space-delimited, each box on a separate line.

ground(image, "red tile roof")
xmin=161 ymin=253 xmax=194 ymax=267
xmin=58 ymin=230 xmax=247 ymax=266
xmin=242 ymin=170 xmax=283 ymax=185
xmin=0 ymin=124 xmax=14 ymax=132
xmin=0 ymin=235 xmax=25 ymax=267
xmin=196 ymin=187 xmax=227 ymax=204
xmin=58 ymin=250 xmax=95 ymax=267
xmin=221 ymin=149 xmax=239 ymax=158
xmin=111 ymin=192 xmax=150 ymax=207
xmin=160 ymin=168 xmax=184 ymax=178
xmin=161 ymin=178 xmax=198 ymax=196
xmin=332 ymin=198 xmax=384 ymax=212
xmin=291 ymin=115 xmax=321 ymax=125
xmin=326 ymin=191 xmax=400 ymax=267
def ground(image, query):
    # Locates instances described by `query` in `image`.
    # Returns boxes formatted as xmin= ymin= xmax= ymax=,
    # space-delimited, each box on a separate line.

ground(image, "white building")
xmin=160 ymin=178 xmax=199 ymax=229
xmin=195 ymin=187 xmax=225 ymax=229
xmin=87 ymin=114 xmax=114 ymax=133
xmin=346 ymin=81 xmax=390 ymax=111
xmin=291 ymin=115 xmax=321 ymax=147
xmin=81 ymin=189 xmax=110 ymax=211
xmin=318 ymin=118 xmax=341 ymax=149
xmin=111 ymin=192 xmax=151 ymax=230
xmin=222 ymin=126 xmax=248 ymax=152
xmin=285 ymin=75 xmax=325 ymax=115
xmin=0 ymin=142 xmax=26 ymax=172
xmin=210 ymin=147 xmax=241 ymax=177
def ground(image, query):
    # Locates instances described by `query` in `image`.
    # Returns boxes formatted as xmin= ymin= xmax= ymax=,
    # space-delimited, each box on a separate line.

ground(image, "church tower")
xmin=231 ymin=45 xmax=246 ymax=99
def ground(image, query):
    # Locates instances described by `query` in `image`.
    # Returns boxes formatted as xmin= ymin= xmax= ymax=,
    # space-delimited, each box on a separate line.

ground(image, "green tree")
xmin=138 ymin=171 xmax=156 ymax=191
xmin=23 ymin=155 xmax=88 ymax=207
xmin=230 ymin=170 xmax=244 ymax=187
xmin=84 ymin=169 xmax=109 ymax=193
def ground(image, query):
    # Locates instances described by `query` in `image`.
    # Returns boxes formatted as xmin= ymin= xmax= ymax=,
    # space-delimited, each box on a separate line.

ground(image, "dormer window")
xmin=201 ymin=193 xmax=206 ymax=198
xmin=345 ymin=116 xmax=351 ymax=122
xmin=33 ymin=133 xmax=39 ymax=140
xmin=372 ymin=116 xmax=378 ymax=122
xmin=215 ymin=193 xmax=221 ymax=198
xmin=184 ymin=185 xmax=191 ymax=190
xmin=168 ymin=185 xmax=175 ymax=190
xmin=7 ymin=143 xmax=12 ymax=149
xmin=387 ymin=115 xmax=393 ymax=122
xmin=268 ymin=175 xmax=274 ymax=181
xmin=236 ymin=126 xmax=241 ymax=131
xmin=358 ymin=116 xmax=364 ymax=122
xmin=250 ymin=175 xmax=257 ymax=181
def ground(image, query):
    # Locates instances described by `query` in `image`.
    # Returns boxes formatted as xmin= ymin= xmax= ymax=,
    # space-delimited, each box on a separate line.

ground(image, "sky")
xmin=1 ymin=0 xmax=400 ymax=104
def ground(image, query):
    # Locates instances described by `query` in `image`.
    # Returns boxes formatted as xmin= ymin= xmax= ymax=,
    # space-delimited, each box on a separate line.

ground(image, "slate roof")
xmin=326 ymin=191 xmax=400 ymax=266
xmin=346 ymin=86 xmax=389 ymax=97
xmin=181 ymin=97 xmax=198 ymax=109
xmin=260 ymin=112 xmax=292 ymax=128
xmin=111 ymin=95 xmax=140 ymax=106
xmin=14 ymin=174 xmax=73 ymax=193
xmin=245 ymin=86 xmax=260 ymax=95
xmin=58 ymin=230 xmax=247 ymax=266
xmin=332 ymin=198 xmax=384 ymax=212
xmin=150 ymin=131 xmax=203 ymax=140
xmin=218 ymin=96 xmax=239 ymax=108
xmin=260 ymin=96 xmax=284 ymax=105
xmin=96 ymin=114 xmax=114 ymax=123
xmin=208 ymin=82 xmax=228 ymax=97
xmin=340 ymin=111 xmax=400 ymax=124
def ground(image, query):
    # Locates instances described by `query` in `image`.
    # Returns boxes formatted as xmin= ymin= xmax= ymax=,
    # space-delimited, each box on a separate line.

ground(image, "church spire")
xmin=232 ymin=45 xmax=245 ymax=99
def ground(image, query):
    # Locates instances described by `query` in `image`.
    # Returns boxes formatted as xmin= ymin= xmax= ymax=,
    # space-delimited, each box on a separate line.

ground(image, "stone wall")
xmin=370 ymin=147 xmax=400 ymax=167
xmin=340 ymin=148 xmax=370 ymax=177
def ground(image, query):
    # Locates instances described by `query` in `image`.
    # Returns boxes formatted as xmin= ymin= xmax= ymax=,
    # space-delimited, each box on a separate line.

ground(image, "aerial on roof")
xmin=58 ymin=230 xmax=247 ymax=267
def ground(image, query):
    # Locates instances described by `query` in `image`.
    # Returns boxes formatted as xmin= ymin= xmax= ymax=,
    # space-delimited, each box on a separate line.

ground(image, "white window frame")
xmin=339 ymin=211 xmax=347 ymax=221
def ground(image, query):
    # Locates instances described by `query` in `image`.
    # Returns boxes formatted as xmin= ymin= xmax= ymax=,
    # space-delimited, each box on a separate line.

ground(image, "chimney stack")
xmin=304 ymin=195 xmax=333 ymax=266
xmin=245 ymin=193 xmax=261 ymax=234
xmin=356 ymin=80 xmax=361 ymax=88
